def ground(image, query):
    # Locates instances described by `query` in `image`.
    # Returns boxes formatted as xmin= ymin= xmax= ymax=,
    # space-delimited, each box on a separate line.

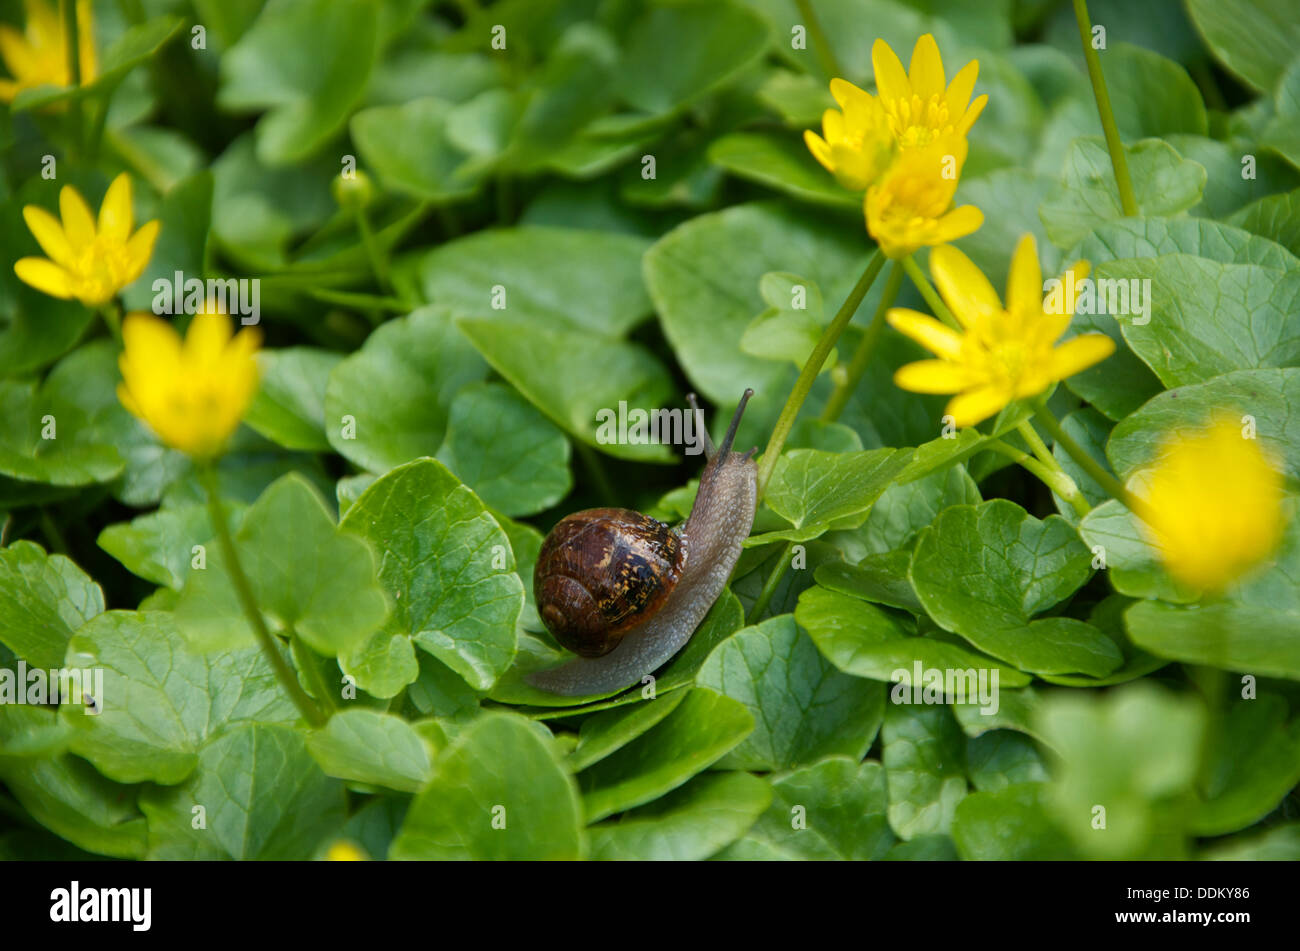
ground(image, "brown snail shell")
xmin=534 ymin=508 xmax=684 ymax=658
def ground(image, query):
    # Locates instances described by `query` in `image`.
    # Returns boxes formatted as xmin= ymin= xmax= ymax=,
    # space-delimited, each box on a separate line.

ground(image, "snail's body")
xmin=527 ymin=391 xmax=757 ymax=697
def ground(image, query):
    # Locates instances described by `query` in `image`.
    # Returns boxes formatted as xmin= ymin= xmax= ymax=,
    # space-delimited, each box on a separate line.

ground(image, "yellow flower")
xmin=865 ymin=135 xmax=983 ymax=258
xmin=804 ymin=34 xmax=985 ymax=191
xmin=871 ymin=33 xmax=987 ymax=149
xmin=117 ymin=309 xmax=262 ymax=460
xmin=888 ymin=234 xmax=1114 ymax=426
xmin=15 ymin=172 xmax=160 ymax=307
xmin=804 ymin=81 xmax=896 ymax=191
xmin=1137 ymin=416 xmax=1285 ymax=593
xmin=324 ymin=840 xmax=368 ymax=861
xmin=0 ymin=0 xmax=96 ymax=102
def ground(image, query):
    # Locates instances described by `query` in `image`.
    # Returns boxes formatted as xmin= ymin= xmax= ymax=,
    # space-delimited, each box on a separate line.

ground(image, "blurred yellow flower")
xmin=325 ymin=840 xmax=368 ymax=861
xmin=0 ymin=0 xmax=96 ymax=102
xmin=888 ymin=235 xmax=1114 ymax=426
xmin=15 ymin=172 xmax=160 ymax=307
xmin=865 ymin=136 xmax=983 ymax=258
xmin=804 ymin=81 xmax=896 ymax=191
xmin=1138 ymin=416 xmax=1285 ymax=593
xmin=117 ymin=309 xmax=261 ymax=460
xmin=872 ymin=33 xmax=986 ymax=148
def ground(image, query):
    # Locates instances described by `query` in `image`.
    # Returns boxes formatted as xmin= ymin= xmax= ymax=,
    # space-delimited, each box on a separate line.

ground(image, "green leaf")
xmin=1038 ymin=138 xmax=1205 ymax=248
xmin=435 ymin=382 xmax=572 ymax=517
xmin=140 ymin=723 xmax=346 ymax=859
xmin=1103 ymin=44 xmax=1207 ymax=138
xmin=1202 ymin=823 xmax=1300 ymax=860
xmin=390 ymin=713 xmax=583 ymax=860
xmin=1194 ymin=695 xmax=1300 ymax=836
xmin=0 ymin=541 xmax=103 ymax=668
xmin=951 ymin=783 xmax=1076 ymax=859
xmin=1036 ymin=683 xmax=1204 ymax=858
xmin=98 ymin=502 xmax=245 ymax=590
xmin=696 ymin=614 xmax=885 ymax=770
xmin=340 ymin=459 xmax=522 ymax=693
xmin=751 ymin=448 xmax=912 ymax=544
xmin=909 ymin=501 xmax=1122 ymax=677
xmin=1108 ymin=368 xmax=1300 ymax=485
xmin=60 ymin=611 xmax=297 ymax=785
xmin=175 ymin=473 xmax=389 ymax=656
xmin=741 ymin=272 xmax=838 ymax=372
xmin=618 ymin=0 xmax=768 ymax=115
xmin=0 ymin=704 xmax=71 ymax=759
xmin=244 ymin=347 xmax=340 ymax=452
xmin=218 ymin=0 xmax=378 ymax=164
xmin=579 ymin=688 xmax=753 ymax=822
xmin=858 ymin=464 xmax=981 ymax=555
xmin=588 ymin=772 xmax=771 ymax=861
xmin=715 ymin=757 xmax=895 ymax=861
xmin=1230 ymin=188 xmax=1300 ymax=259
xmin=882 ymin=704 xmax=967 ymax=839
xmin=796 ymin=585 xmax=1033 ymax=687
xmin=1100 ymin=255 xmax=1300 ymax=388
xmin=1078 ymin=501 xmax=1194 ymax=603
xmin=643 ymin=201 xmax=871 ymax=405
xmin=1123 ymin=515 xmax=1300 ymax=680
xmin=0 ymin=754 xmax=146 ymax=859
xmin=567 ymin=690 xmax=689 ymax=772
xmin=121 ymin=172 xmax=213 ymax=313
xmin=351 ymin=97 xmax=487 ymax=201
xmin=419 ymin=225 xmax=652 ymax=337
xmin=709 ymin=133 xmax=860 ymax=208
xmin=455 ymin=316 xmax=675 ymax=462
xmin=305 ymin=709 xmax=434 ymax=793
xmin=966 ymin=731 xmax=1049 ymax=792
xmin=814 ymin=554 xmax=925 ymax=614
xmin=0 ymin=368 xmax=125 ymax=487
xmin=1184 ymin=0 xmax=1300 ymax=92
xmin=324 ymin=307 xmax=488 ymax=473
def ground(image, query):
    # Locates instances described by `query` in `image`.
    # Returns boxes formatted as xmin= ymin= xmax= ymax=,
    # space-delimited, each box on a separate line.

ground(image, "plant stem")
xmin=197 ymin=463 xmax=326 ymax=727
xmin=1016 ymin=419 xmax=1055 ymax=469
xmin=100 ymin=301 xmax=123 ymax=344
xmin=902 ymin=254 xmax=960 ymax=330
xmin=354 ymin=206 xmax=391 ymax=293
xmin=1072 ymin=0 xmax=1138 ymax=216
xmin=38 ymin=508 xmax=68 ymax=555
xmin=748 ymin=542 xmax=793 ymax=624
xmin=986 ymin=438 xmax=1090 ymax=518
xmin=291 ymin=631 xmax=338 ymax=713
xmin=820 ymin=260 xmax=904 ymax=423
xmin=794 ymin=0 xmax=842 ymax=81
xmin=756 ymin=250 xmax=885 ymax=498
xmin=1032 ymin=400 xmax=1151 ymax=522
xmin=61 ymin=0 xmax=83 ymax=158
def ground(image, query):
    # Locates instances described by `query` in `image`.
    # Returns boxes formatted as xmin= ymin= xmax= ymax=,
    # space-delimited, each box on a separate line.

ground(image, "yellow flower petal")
xmin=123 ymin=218 xmax=161 ymax=284
xmin=930 ymin=243 xmax=1000 ymax=329
xmin=804 ymin=130 xmax=833 ymax=171
xmin=98 ymin=172 xmax=134 ymax=245
xmin=957 ymin=94 xmax=988 ymax=136
xmin=1048 ymin=334 xmax=1116 ymax=381
xmin=932 ymin=204 xmax=983 ymax=245
xmin=887 ymin=308 xmax=964 ymax=360
xmin=907 ymin=34 xmax=945 ymax=100
xmin=894 ymin=358 xmax=973 ymax=394
xmin=1005 ymin=234 xmax=1043 ymax=321
xmin=944 ymin=59 xmax=979 ymax=118
xmin=14 ymin=257 xmax=73 ymax=298
xmin=59 ymin=184 xmax=96 ymax=249
xmin=871 ymin=38 xmax=911 ymax=101
xmin=945 ymin=384 xmax=1011 ymax=428
xmin=829 ymin=77 xmax=868 ymax=110
xmin=22 ymin=205 xmax=74 ymax=267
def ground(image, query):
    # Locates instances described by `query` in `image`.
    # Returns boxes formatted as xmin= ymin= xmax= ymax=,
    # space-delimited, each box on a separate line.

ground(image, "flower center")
xmin=69 ymin=237 xmax=135 ymax=304
xmin=883 ymin=94 xmax=954 ymax=147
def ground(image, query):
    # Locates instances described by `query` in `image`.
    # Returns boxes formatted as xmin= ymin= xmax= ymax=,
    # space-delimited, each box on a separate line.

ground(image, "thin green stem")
xmin=86 ymin=78 xmax=124 ymax=162
xmin=1032 ymin=400 xmax=1151 ymax=522
xmin=794 ymin=0 xmax=842 ymax=81
xmin=748 ymin=543 xmax=793 ymax=625
xmin=354 ymin=206 xmax=391 ymax=293
xmin=197 ymin=464 xmax=326 ymax=727
xmin=61 ymin=0 xmax=83 ymax=157
xmin=38 ymin=508 xmax=68 ymax=555
xmin=100 ymin=301 xmax=123 ymax=344
xmin=821 ymin=260 xmax=904 ymax=423
xmin=756 ymin=250 xmax=886 ymax=498
xmin=291 ymin=631 xmax=338 ymax=713
xmin=1072 ymin=0 xmax=1138 ymax=216
xmin=902 ymin=254 xmax=960 ymax=330
xmin=1016 ymin=420 xmax=1055 ymax=469
xmin=986 ymin=438 xmax=1090 ymax=518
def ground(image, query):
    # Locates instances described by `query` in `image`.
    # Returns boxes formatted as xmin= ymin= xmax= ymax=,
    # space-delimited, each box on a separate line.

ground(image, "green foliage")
xmin=1 ymin=0 xmax=1298 ymax=864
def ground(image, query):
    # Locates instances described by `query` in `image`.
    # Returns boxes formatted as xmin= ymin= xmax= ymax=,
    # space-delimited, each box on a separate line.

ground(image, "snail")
xmin=527 ymin=389 xmax=757 ymax=696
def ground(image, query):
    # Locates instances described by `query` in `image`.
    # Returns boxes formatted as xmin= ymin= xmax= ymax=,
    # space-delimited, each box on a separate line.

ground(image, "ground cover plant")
xmin=1 ymin=0 xmax=1299 ymax=862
